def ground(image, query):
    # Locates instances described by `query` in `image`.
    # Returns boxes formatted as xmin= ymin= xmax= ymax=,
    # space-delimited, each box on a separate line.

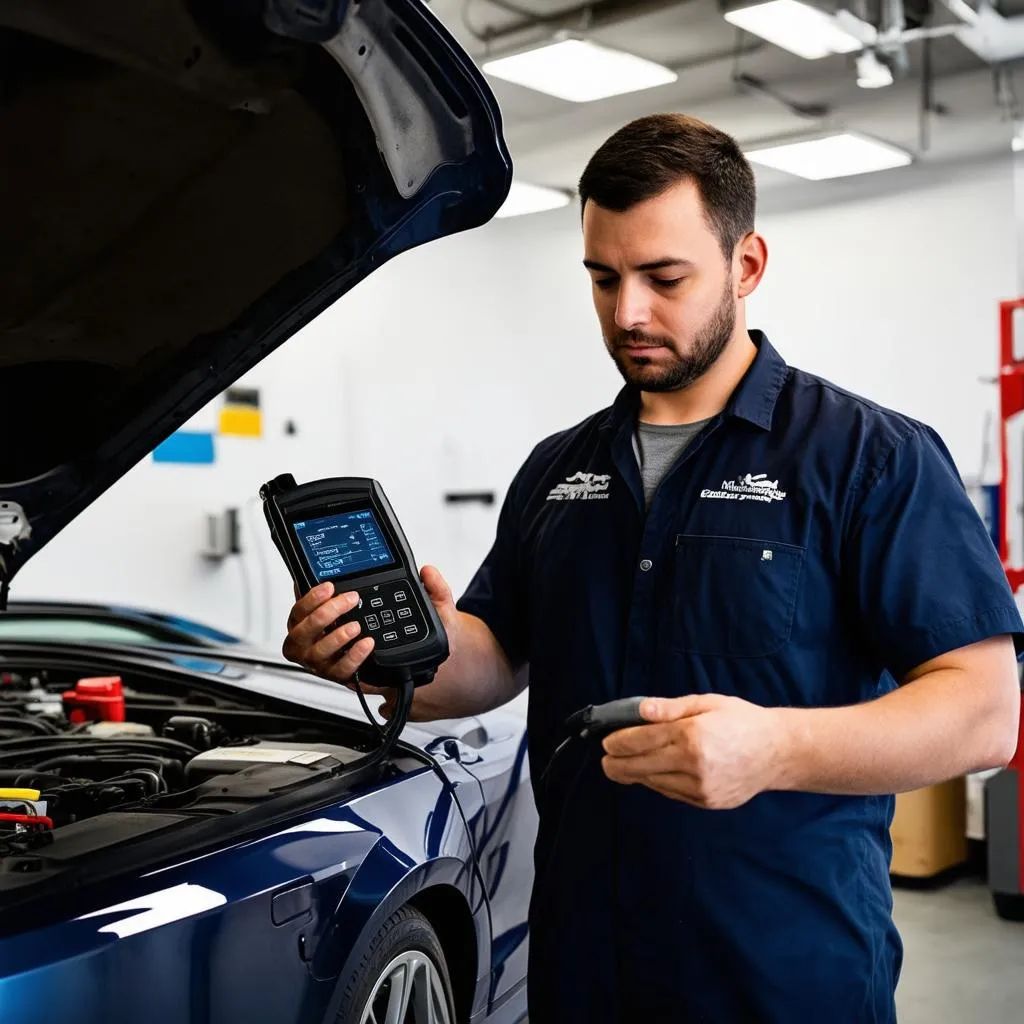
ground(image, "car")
xmin=0 ymin=2 xmax=537 ymax=1022
xmin=0 ymin=600 xmax=250 ymax=650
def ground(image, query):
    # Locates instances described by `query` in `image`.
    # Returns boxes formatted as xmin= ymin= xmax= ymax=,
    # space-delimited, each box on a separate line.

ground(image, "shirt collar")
xmin=599 ymin=330 xmax=787 ymax=435
xmin=728 ymin=330 xmax=788 ymax=430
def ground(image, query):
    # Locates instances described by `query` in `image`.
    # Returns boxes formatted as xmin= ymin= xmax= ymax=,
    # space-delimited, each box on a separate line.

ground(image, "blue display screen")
xmin=293 ymin=508 xmax=396 ymax=581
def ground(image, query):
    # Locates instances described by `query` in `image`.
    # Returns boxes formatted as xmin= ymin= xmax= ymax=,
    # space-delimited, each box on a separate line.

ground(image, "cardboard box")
xmin=889 ymin=777 xmax=967 ymax=878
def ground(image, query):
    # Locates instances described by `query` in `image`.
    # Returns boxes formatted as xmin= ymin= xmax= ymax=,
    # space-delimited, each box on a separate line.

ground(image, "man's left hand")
xmin=601 ymin=694 xmax=789 ymax=809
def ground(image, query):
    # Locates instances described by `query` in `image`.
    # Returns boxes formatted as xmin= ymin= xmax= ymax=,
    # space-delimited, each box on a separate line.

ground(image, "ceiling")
xmin=425 ymin=0 xmax=1024 ymax=206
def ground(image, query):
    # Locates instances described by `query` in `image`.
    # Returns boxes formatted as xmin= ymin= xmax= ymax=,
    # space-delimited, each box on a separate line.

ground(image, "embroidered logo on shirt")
xmin=546 ymin=472 xmax=612 ymax=502
xmin=700 ymin=473 xmax=787 ymax=503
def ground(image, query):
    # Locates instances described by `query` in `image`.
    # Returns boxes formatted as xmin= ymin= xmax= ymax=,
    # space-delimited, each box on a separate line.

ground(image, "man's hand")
xmin=600 ymin=694 xmax=787 ymax=809
xmin=281 ymin=565 xmax=460 ymax=721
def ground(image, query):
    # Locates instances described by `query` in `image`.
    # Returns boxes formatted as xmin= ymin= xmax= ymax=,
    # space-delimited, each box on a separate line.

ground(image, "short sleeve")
xmin=456 ymin=468 xmax=529 ymax=670
xmin=844 ymin=424 xmax=1024 ymax=680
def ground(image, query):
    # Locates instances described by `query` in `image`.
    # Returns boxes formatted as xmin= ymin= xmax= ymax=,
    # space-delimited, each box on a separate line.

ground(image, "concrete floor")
xmin=894 ymin=877 xmax=1024 ymax=1022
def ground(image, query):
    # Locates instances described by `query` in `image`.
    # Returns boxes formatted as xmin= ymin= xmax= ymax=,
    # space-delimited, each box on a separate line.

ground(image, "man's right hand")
xmin=281 ymin=565 xmax=460 ymax=720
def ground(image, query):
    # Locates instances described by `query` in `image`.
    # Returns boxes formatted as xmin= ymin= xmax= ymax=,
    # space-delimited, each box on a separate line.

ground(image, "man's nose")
xmin=614 ymin=280 xmax=651 ymax=331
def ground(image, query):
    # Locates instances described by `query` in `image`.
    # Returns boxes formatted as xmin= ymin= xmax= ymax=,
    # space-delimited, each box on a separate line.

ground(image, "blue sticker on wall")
xmin=152 ymin=431 xmax=215 ymax=465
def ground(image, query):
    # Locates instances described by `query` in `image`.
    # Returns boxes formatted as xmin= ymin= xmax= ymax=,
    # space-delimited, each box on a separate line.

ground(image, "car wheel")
xmin=334 ymin=905 xmax=457 ymax=1024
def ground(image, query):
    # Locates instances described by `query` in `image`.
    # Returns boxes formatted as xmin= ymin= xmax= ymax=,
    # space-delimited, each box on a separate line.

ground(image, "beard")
xmin=606 ymin=277 xmax=736 ymax=393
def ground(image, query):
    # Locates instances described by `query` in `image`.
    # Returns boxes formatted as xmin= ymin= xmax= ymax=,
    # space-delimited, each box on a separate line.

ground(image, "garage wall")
xmin=15 ymin=155 xmax=1017 ymax=646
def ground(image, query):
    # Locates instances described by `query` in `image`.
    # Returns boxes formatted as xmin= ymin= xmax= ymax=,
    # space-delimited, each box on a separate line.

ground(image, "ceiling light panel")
xmin=724 ymin=0 xmax=864 ymax=60
xmin=745 ymin=133 xmax=913 ymax=180
xmin=482 ymin=39 xmax=677 ymax=103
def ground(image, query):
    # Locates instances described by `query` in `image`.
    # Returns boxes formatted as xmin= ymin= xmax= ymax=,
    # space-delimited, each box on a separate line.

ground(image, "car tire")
xmin=993 ymin=892 xmax=1024 ymax=921
xmin=334 ymin=905 xmax=458 ymax=1024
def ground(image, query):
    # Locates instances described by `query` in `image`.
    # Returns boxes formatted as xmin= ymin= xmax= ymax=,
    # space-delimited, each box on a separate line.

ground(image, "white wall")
xmin=15 ymin=156 xmax=1019 ymax=649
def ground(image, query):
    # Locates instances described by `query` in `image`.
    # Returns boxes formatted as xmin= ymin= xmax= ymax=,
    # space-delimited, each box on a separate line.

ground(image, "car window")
xmin=0 ymin=617 xmax=167 ymax=646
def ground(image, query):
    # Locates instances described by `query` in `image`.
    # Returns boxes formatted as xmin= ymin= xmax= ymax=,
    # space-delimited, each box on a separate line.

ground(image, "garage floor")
xmin=895 ymin=876 xmax=1024 ymax=1022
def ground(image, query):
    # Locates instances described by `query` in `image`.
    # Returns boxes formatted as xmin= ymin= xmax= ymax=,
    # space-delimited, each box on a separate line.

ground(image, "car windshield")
xmin=0 ymin=616 xmax=170 ymax=646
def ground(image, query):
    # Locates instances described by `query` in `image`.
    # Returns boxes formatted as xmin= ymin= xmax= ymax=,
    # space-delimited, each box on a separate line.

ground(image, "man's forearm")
xmin=414 ymin=612 xmax=524 ymax=720
xmin=772 ymin=659 xmax=1020 ymax=796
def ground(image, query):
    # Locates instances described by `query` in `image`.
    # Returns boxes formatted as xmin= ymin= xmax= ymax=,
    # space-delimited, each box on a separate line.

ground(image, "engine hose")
xmin=31 ymin=755 xmax=184 ymax=784
xmin=0 ymin=738 xmax=199 ymax=762
xmin=0 ymin=769 xmax=63 ymax=790
xmin=0 ymin=716 xmax=60 ymax=737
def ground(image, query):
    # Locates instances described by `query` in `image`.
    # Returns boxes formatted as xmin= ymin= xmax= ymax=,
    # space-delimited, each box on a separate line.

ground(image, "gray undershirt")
xmin=635 ymin=419 xmax=711 ymax=508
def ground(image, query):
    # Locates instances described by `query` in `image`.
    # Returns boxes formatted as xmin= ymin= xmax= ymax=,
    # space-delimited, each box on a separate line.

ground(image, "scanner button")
xmin=365 ymin=614 xmax=380 ymax=630
xmin=394 ymin=590 xmax=408 ymax=602
xmin=383 ymin=631 xmax=399 ymax=642
xmin=404 ymin=625 xmax=418 ymax=636
xmin=381 ymin=610 xmax=395 ymax=625
xmin=398 ymin=608 xmax=412 ymax=619
xmin=370 ymin=598 xmax=384 ymax=609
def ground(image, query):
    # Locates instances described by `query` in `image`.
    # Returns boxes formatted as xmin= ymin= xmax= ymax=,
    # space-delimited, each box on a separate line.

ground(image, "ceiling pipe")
xmin=878 ymin=0 xmax=910 ymax=76
xmin=946 ymin=0 xmax=1024 ymax=64
xmin=469 ymin=0 xmax=692 ymax=47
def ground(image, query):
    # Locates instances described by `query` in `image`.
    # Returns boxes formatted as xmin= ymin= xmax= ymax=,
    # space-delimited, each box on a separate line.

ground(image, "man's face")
xmin=583 ymin=180 xmax=738 ymax=393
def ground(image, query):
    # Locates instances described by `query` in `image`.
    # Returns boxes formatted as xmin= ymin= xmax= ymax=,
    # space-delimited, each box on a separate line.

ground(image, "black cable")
xmin=0 ymin=716 xmax=60 ymax=737
xmin=380 ymin=675 xmax=414 ymax=753
xmin=360 ymin=672 xmax=414 ymax=770
xmin=352 ymin=671 xmax=385 ymax=741
xmin=0 ymin=738 xmax=198 ymax=766
xmin=536 ymin=734 xmax=573 ymax=792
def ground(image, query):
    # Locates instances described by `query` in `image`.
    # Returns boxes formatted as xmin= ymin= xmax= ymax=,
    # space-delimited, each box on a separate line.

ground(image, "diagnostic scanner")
xmin=260 ymin=475 xmax=448 ymax=688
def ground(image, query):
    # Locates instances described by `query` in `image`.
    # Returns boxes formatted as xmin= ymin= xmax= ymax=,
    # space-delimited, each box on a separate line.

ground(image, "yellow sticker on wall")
xmin=219 ymin=406 xmax=262 ymax=437
xmin=219 ymin=387 xmax=262 ymax=437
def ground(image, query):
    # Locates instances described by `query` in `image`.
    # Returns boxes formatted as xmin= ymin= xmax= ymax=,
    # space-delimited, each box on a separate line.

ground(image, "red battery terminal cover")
xmin=0 ymin=813 xmax=54 ymax=831
xmin=62 ymin=676 xmax=126 ymax=724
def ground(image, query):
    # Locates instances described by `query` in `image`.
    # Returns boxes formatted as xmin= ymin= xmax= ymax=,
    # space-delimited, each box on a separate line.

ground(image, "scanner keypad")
xmin=354 ymin=581 xmax=426 ymax=648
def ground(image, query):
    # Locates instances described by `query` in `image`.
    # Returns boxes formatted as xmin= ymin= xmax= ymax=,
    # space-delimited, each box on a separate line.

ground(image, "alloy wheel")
xmin=358 ymin=949 xmax=453 ymax=1024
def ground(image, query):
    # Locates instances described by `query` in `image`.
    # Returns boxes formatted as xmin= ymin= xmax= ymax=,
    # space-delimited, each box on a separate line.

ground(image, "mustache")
xmin=611 ymin=330 xmax=675 ymax=349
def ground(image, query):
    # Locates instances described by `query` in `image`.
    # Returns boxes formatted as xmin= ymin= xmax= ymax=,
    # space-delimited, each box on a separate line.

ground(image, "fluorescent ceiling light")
xmin=746 ymin=132 xmax=912 ymax=180
xmin=1013 ymin=134 xmax=1024 ymax=154
xmin=724 ymin=0 xmax=864 ymax=60
xmin=482 ymin=39 xmax=677 ymax=103
xmin=494 ymin=182 xmax=571 ymax=219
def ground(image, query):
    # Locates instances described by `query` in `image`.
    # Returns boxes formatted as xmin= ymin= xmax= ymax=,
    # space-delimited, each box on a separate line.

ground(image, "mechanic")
xmin=282 ymin=113 xmax=1024 ymax=1023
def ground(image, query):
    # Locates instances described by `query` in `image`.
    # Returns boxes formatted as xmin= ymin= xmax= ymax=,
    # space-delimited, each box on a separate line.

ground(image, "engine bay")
xmin=0 ymin=657 xmax=386 ymax=894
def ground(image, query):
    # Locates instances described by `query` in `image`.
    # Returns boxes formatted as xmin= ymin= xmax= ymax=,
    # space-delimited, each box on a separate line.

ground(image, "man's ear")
xmin=735 ymin=232 xmax=768 ymax=299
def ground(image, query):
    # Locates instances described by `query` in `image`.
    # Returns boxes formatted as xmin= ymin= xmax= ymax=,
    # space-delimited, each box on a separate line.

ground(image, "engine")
xmin=0 ymin=667 xmax=368 ymax=856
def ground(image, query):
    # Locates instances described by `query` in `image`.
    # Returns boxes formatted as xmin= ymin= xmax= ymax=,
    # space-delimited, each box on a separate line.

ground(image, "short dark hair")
xmin=577 ymin=113 xmax=756 ymax=258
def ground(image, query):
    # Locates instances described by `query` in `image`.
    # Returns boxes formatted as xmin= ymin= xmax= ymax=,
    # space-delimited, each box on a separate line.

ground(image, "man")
xmin=283 ymin=114 xmax=1023 ymax=1022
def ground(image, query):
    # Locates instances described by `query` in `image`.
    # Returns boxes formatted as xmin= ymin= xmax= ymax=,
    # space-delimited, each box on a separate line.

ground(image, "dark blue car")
xmin=0 ymin=2 xmax=535 ymax=1020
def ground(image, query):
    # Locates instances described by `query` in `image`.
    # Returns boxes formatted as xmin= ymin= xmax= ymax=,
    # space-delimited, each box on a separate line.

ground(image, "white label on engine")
xmin=289 ymin=750 xmax=332 ymax=765
xmin=191 ymin=747 xmax=331 ymax=765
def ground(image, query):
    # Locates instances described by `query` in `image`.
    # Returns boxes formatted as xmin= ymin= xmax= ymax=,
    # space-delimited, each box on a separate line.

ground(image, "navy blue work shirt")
xmin=458 ymin=332 xmax=1024 ymax=1023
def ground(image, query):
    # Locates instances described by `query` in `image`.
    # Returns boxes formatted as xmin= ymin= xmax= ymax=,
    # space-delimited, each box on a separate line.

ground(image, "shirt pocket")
xmin=668 ymin=534 xmax=806 ymax=658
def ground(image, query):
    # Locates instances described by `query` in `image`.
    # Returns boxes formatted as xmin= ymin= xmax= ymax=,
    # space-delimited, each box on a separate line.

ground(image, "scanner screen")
xmin=293 ymin=508 xmax=396 ymax=581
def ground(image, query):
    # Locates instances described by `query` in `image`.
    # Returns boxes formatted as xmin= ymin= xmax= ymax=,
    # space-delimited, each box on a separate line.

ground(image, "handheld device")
xmin=565 ymin=696 xmax=647 ymax=739
xmin=260 ymin=475 xmax=448 ymax=689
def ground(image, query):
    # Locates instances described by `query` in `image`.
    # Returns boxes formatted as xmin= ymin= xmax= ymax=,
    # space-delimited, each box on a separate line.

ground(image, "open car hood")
xmin=0 ymin=0 xmax=511 ymax=589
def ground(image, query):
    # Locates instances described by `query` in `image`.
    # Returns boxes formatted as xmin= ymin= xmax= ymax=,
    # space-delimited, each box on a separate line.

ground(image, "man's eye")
xmin=595 ymin=279 xmax=617 ymax=291
xmin=652 ymin=277 xmax=684 ymax=288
